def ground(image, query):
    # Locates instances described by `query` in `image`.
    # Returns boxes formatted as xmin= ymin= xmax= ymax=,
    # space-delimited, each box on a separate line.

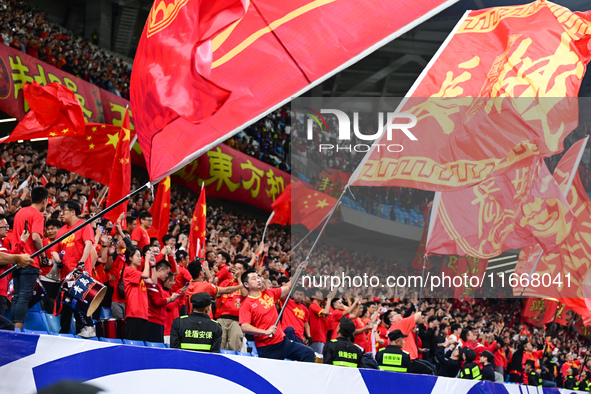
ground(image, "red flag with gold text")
xmin=349 ymin=2 xmax=591 ymax=191
xmin=439 ymin=255 xmax=488 ymax=298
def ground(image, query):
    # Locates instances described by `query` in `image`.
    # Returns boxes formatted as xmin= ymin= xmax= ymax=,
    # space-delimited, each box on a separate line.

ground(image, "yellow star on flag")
xmin=201 ymin=204 xmax=206 ymax=215
xmin=101 ymin=125 xmax=106 ymax=128
xmin=89 ymin=143 xmax=95 ymax=149
xmin=316 ymin=199 xmax=329 ymax=208
xmin=194 ymin=226 xmax=199 ymax=231
xmin=49 ymin=132 xmax=56 ymax=137
xmin=163 ymin=202 xmax=168 ymax=208
xmin=163 ymin=177 xmax=171 ymax=192
xmin=119 ymin=158 xmax=125 ymax=164
xmin=86 ymin=136 xmax=92 ymax=141
xmin=122 ymin=127 xmax=131 ymax=141
xmin=91 ymin=127 xmax=97 ymax=132
xmin=106 ymin=133 xmax=119 ymax=149
xmin=192 ymin=215 xmax=198 ymax=221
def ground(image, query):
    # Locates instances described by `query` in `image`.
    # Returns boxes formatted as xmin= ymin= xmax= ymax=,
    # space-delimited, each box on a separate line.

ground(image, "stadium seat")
xmin=145 ymin=341 xmax=166 ymax=348
xmin=23 ymin=312 xmax=46 ymax=332
xmin=123 ymin=339 xmax=145 ymax=346
xmin=220 ymin=349 xmax=236 ymax=355
xmin=237 ymin=352 xmax=251 ymax=357
xmin=99 ymin=337 xmax=123 ymax=344
xmin=28 ymin=302 xmax=42 ymax=312
xmin=23 ymin=329 xmax=48 ymax=335
xmin=76 ymin=335 xmax=99 ymax=341
xmin=55 ymin=333 xmax=75 ymax=338
xmin=40 ymin=312 xmax=61 ymax=333
xmin=100 ymin=307 xmax=112 ymax=319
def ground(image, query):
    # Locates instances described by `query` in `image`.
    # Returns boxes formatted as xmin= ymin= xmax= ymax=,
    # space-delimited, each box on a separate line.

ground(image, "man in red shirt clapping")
xmin=239 ymin=265 xmax=315 ymax=362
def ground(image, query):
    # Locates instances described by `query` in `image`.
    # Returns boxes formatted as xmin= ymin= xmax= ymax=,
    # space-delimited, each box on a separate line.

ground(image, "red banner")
xmin=130 ymin=0 xmax=457 ymax=181
xmin=439 ymin=255 xmax=488 ymax=298
xmin=349 ymin=2 xmax=591 ymax=191
xmin=315 ymin=168 xmax=350 ymax=198
xmin=0 ymin=44 xmax=134 ymax=130
xmin=132 ymin=143 xmax=290 ymax=212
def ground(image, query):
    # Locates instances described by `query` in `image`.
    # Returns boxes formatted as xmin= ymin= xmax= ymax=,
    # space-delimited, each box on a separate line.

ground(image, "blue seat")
xmin=220 ymin=349 xmax=236 ymax=355
xmin=145 ymin=341 xmax=166 ymax=348
xmin=41 ymin=312 xmax=61 ymax=333
xmin=237 ymin=352 xmax=251 ymax=357
xmin=123 ymin=339 xmax=145 ymax=346
xmin=23 ymin=329 xmax=48 ymax=335
xmin=23 ymin=312 xmax=46 ymax=332
xmin=77 ymin=335 xmax=99 ymax=341
xmin=28 ymin=303 xmax=42 ymax=312
xmin=99 ymin=337 xmax=123 ymax=344
xmin=246 ymin=341 xmax=257 ymax=354
xmin=100 ymin=307 xmax=112 ymax=319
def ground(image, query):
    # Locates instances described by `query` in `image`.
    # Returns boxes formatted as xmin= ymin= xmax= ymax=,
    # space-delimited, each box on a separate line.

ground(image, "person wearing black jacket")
xmin=480 ymin=351 xmax=496 ymax=382
xmin=323 ymin=318 xmax=364 ymax=368
xmin=564 ymin=366 xmax=579 ymax=390
xmin=170 ymin=292 xmax=222 ymax=352
xmin=508 ymin=341 xmax=525 ymax=383
xmin=524 ymin=360 xmax=542 ymax=387
xmin=459 ymin=349 xmax=482 ymax=380
xmin=435 ymin=345 xmax=461 ymax=378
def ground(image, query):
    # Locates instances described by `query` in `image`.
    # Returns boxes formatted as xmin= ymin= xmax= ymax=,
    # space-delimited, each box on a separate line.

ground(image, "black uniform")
xmin=459 ymin=361 xmax=482 ymax=380
xmin=527 ymin=370 xmax=542 ymax=387
xmin=170 ymin=312 xmax=222 ymax=352
xmin=564 ymin=375 xmax=578 ymax=390
xmin=376 ymin=345 xmax=411 ymax=373
xmin=481 ymin=364 xmax=496 ymax=382
xmin=323 ymin=337 xmax=364 ymax=368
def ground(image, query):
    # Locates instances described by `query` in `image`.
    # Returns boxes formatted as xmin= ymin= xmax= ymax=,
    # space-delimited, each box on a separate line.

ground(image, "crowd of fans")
xmin=0 ymin=141 xmax=587 ymax=389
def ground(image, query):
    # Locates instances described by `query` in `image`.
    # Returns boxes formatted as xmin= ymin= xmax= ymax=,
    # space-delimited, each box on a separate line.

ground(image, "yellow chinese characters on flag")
xmin=349 ymin=1 xmax=591 ymax=191
xmin=426 ymin=156 xmax=574 ymax=259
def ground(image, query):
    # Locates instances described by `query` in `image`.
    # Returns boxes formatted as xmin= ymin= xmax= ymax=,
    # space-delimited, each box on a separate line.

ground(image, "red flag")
xmin=290 ymin=182 xmax=337 ymax=231
xmin=349 ymin=2 xmax=591 ymax=191
xmin=269 ymin=183 xmax=292 ymax=226
xmin=84 ymin=187 xmax=96 ymax=216
xmin=426 ymin=157 xmax=574 ymax=259
xmin=103 ymin=110 xmax=131 ymax=224
xmin=189 ymin=186 xmax=207 ymax=261
xmin=40 ymin=175 xmax=48 ymax=187
xmin=148 ymin=177 xmax=171 ymax=242
xmin=439 ymin=255 xmax=488 ymax=298
xmin=47 ymin=123 xmax=125 ymax=185
xmin=2 ymin=82 xmax=86 ymax=142
xmin=131 ymin=0 xmax=456 ymax=181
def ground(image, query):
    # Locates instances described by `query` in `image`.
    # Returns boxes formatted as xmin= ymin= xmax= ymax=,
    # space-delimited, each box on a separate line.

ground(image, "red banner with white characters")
xmin=0 ymin=44 xmax=134 ymax=130
xmin=131 ymin=143 xmax=290 ymax=212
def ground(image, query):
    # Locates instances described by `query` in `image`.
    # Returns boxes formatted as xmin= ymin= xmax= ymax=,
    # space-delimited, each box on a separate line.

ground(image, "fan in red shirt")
xmin=162 ymin=272 xmax=181 ymax=345
xmin=147 ymin=259 xmax=180 ymax=343
xmin=52 ymin=200 xmax=96 ymax=337
xmin=280 ymin=287 xmax=310 ymax=344
xmin=185 ymin=260 xmax=241 ymax=316
xmin=328 ymin=297 xmax=359 ymax=340
xmin=308 ymin=290 xmax=330 ymax=354
xmin=389 ymin=310 xmax=422 ymax=360
xmin=170 ymin=250 xmax=192 ymax=315
xmin=214 ymin=250 xmax=232 ymax=284
xmin=217 ymin=260 xmax=248 ymax=351
xmin=239 ymin=266 xmax=315 ymax=362
xmin=123 ymin=245 xmax=152 ymax=341
xmin=131 ymin=211 xmax=152 ymax=250
xmin=350 ymin=303 xmax=373 ymax=354
xmin=11 ymin=187 xmax=47 ymax=331
xmin=0 ymin=214 xmax=27 ymax=317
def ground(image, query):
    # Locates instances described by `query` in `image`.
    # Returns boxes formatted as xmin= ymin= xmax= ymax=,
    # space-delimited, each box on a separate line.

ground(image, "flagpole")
xmin=261 ymin=212 xmax=275 ymax=243
xmin=270 ymin=186 xmax=347 ymax=334
xmin=0 ymin=182 xmax=152 ymax=280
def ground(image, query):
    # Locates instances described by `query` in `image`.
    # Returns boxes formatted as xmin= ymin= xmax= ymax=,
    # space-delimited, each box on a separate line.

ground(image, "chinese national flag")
xmin=103 ymin=110 xmax=131 ymax=224
xmin=148 ymin=176 xmax=171 ymax=243
xmin=514 ymin=138 xmax=591 ymax=321
xmin=189 ymin=187 xmax=207 ymax=261
xmin=47 ymin=123 xmax=128 ymax=185
xmin=131 ymin=0 xmax=455 ymax=182
xmin=349 ymin=2 xmax=591 ymax=191
xmin=426 ymin=156 xmax=574 ymax=259
xmin=2 ymin=82 xmax=85 ymax=142
xmin=269 ymin=183 xmax=292 ymax=226
xmin=290 ymin=182 xmax=337 ymax=231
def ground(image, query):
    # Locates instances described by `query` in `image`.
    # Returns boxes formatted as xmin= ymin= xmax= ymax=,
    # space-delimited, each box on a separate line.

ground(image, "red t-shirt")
xmin=353 ymin=317 xmax=370 ymax=353
xmin=164 ymin=287 xmax=179 ymax=336
xmin=216 ymin=278 xmax=243 ymax=318
xmin=147 ymin=281 xmax=167 ymax=325
xmin=216 ymin=265 xmax=232 ymax=283
xmin=57 ymin=219 xmax=94 ymax=277
xmin=185 ymin=280 xmax=218 ymax=315
xmin=308 ymin=301 xmax=327 ymax=343
xmin=110 ymin=255 xmax=126 ymax=304
xmin=131 ymin=227 xmax=150 ymax=250
xmin=280 ymin=298 xmax=308 ymax=340
xmin=170 ymin=265 xmax=192 ymax=307
xmin=376 ymin=324 xmax=388 ymax=351
xmin=14 ymin=206 xmax=44 ymax=268
xmin=239 ymin=288 xmax=285 ymax=348
xmin=389 ymin=315 xmax=418 ymax=359
xmin=123 ymin=266 xmax=148 ymax=320
xmin=329 ymin=308 xmax=345 ymax=340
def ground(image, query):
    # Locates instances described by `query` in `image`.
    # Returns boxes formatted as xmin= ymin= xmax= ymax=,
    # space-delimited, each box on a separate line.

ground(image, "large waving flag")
xmin=2 ymin=82 xmax=85 ymax=142
xmin=148 ymin=176 xmax=171 ymax=243
xmin=348 ymin=1 xmax=591 ymax=191
xmin=103 ymin=110 xmax=132 ymax=224
xmin=426 ymin=156 xmax=574 ymax=259
xmin=514 ymin=138 xmax=591 ymax=320
xmin=47 ymin=123 xmax=129 ymax=186
xmin=131 ymin=0 xmax=458 ymax=181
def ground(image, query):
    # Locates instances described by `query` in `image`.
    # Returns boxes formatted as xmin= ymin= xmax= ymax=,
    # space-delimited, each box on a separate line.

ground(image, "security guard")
xmin=524 ymin=360 xmax=542 ymax=387
xmin=376 ymin=329 xmax=411 ymax=373
xmin=459 ymin=348 xmax=482 ymax=380
xmin=170 ymin=292 xmax=222 ymax=352
xmin=323 ymin=317 xmax=364 ymax=368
